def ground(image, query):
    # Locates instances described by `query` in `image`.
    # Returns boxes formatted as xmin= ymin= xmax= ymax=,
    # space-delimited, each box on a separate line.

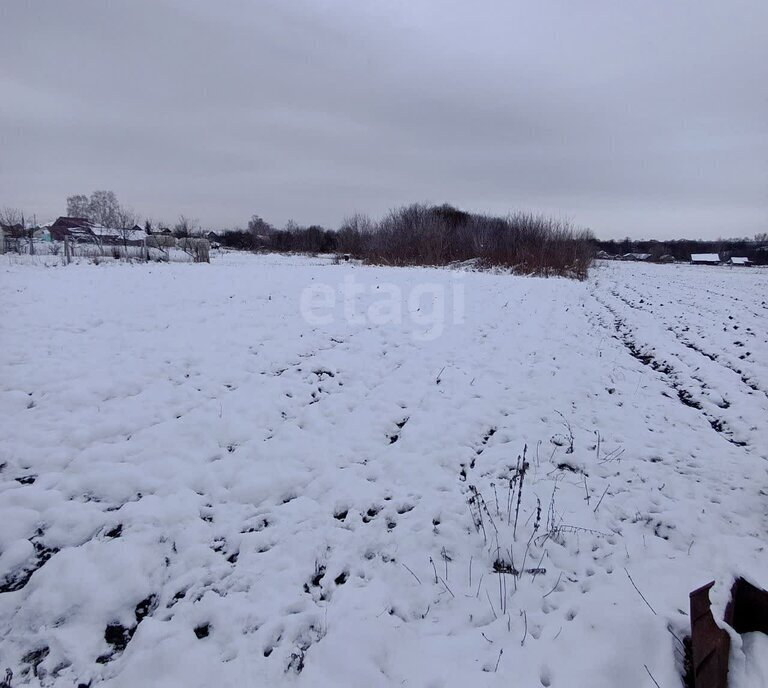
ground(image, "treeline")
xmin=594 ymin=236 xmax=768 ymax=264
xmin=220 ymin=224 xmax=338 ymax=253
xmin=4 ymin=195 xmax=594 ymax=278
xmin=219 ymin=204 xmax=594 ymax=279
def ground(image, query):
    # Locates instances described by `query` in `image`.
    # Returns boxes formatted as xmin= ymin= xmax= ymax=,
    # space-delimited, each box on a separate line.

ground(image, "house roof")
xmin=51 ymin=216 xmax=93 ymax=229
xmin=63 ymin=227 xmax=97 ymax=241
xmin=691 ymin=253 xmax=720 ymax=262
xmin=91 ymin=226 xmax=148 ymax=241
xmin=49 ymin=221 xmax=147 ymax=243
xmin=730 ymin=257 xmax=750 ymax=265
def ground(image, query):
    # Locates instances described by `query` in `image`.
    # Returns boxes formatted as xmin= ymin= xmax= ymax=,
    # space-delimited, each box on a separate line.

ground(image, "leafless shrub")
xmin=146 ymin=234 xmax=176 ymax=249
xmin=352 ymin=204 xmax=592 ymax=279
xmin=337 ymin=213 xmax=373 ymax=255
xmin=178 ymin=237 xmax=210 ymax=263
xmin=215 ymin=203 xmax=591 ymax=277
xmin=173 ymin=215 xmax=199 ymax=238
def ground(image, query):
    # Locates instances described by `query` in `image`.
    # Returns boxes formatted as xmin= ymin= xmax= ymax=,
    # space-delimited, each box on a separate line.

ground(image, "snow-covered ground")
xmin=1 ymin=254 xmax=766 ymax=687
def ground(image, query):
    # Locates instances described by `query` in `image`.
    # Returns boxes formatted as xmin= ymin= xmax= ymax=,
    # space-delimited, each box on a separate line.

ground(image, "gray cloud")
xmin=1 ymin=0 xmax=766 ymax=238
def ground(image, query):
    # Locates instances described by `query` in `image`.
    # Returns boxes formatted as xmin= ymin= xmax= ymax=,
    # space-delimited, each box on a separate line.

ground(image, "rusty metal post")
xmin=724 ymin=577 xmax=768 ymax=635
xmin=689 ymin=581 xmax=730 ymax=688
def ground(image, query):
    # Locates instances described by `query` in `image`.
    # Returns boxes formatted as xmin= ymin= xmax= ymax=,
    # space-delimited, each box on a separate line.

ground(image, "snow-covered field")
xmin=1 ymin=254 xmax=766 ymax=687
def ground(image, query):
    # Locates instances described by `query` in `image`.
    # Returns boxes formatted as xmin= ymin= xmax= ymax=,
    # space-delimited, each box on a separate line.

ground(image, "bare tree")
xmin=66 ymin=190 xmax=133 ymax=229
xmin=66 ymin=194 xmax=91 ymax=219
xmin=337 ymin=214 xmax=372 ymax=255
xmin=173 ymin=215 xmax=198 ymax=238
xmin=0 ymin=207 xmax=23 ymax=227
xmin=88 ymin=190 xmax=121 ymax=227
xmin=0 ymin=208 xmax=22 ymax=254
xmin=112 ymin=206 xmax=139 ymax=256
xmin=0 ymin=207 xmax=32 ymax=254
xmin=248 ymin=215 xmax=273 ymax=248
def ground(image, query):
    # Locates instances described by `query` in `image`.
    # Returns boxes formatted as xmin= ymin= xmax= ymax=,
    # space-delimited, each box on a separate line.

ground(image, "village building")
xmin=690 ymin=253 xmax=721 ymax=265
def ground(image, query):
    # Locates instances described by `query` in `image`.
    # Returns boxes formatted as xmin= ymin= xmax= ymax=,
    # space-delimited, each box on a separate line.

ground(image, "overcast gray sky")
xmin=1 ymin=1 xmax=766 ymax=239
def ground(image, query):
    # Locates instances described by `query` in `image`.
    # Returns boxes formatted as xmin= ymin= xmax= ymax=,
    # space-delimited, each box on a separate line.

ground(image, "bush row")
xmin=221 ymin=204 xmax=593 ymax=279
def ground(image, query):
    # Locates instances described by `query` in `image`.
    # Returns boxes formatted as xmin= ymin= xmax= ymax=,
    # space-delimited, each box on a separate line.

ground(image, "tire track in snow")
xmin=607 ymin=286 xmax=768 ymax=400
xmin=593 ymin=294 xmax=750 ymax=448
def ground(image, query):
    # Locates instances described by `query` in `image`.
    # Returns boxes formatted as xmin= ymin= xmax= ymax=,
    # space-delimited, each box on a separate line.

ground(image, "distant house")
xmin=204 ymin=231 xmax=222 ymax=248
xmin=49 ymin=216 xmax=94 ymax=241
xmin=691 ymin=253 xmax=720 ymax=265
xmin=48 ymin=217 xmax=148 ymax=245
xmin=595 ymin=250 xmax=616 ymax=260
xmin=33 ymin=228 xmax=52 ymax=242
xmin=659 ymin=254 xmax=675 ymax=263
xmin=622 ymin=252 xmax=651 ymax=261
xmin=91 ymin=225 xmax=148 ymax=246
xmin=730 ymin=257 xmax=751 ymax=266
